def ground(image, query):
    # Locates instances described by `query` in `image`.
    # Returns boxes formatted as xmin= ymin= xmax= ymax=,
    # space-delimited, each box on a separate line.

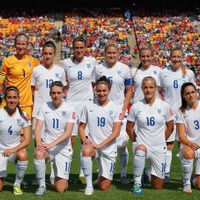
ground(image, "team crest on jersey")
xmin=28 ymin=62 xmax=32 ymax=67
xmin=157 ymin=109 xmax=162 ymax=114
xmin=17 ymin=119 xmax=22 ymax=125
xmin=55 ymin=73 xmax=59 ymax=78
xmin=118 ymin=70 xmax=121 ymax=74
xmin=87 ymin=64 xmax=91 ymax=68
xmin=153 ymin=70 xmax=157 ymax=74
xmin=109 ymin=111 xmax=113 ymax=115
xmin=62 ymin=111 xmax=66 ymax=117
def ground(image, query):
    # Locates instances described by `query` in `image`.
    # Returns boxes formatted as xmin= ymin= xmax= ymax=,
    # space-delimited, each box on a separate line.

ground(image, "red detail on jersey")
xmin=170 ymin=109 xmax=174 ymax=116
xmin=72 ymin=112 xmax=76 ymax=119
xmin=119 ymin=113 xmax=124 ymax=120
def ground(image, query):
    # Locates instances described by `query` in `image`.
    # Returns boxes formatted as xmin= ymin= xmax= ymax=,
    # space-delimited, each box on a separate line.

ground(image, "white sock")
xmin=79 ymin=150 xmax=85 ymax=177
xmin=165 ymin=150 xmax=172 ymax=176
xmin=134 ymin=150 xmax=146 ymax=185
xmin=81 ymin=156 xmax=92 ymax=187
xmin=119 ymin=147 xmax=129 ymax=178
xmin=14 ymin=160 xmax=28 ymax=186
xmin=34 ymin=159 xmax=46 ymax=188
xmin=181 ymin=158 xmax=193 ymax=186
xmin=50 ymin=162 xmax=55 ymax=179
xmin=145 ymin=167 xmax=151 ymax=182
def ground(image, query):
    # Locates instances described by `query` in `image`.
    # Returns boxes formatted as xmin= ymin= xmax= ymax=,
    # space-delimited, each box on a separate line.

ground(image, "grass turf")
xmin=1 ymin=137 xmax=198 ymax=200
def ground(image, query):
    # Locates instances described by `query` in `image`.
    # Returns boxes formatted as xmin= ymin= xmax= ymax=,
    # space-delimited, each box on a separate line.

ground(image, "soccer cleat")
xmin=142 ymin=166 xmax=149 ymax=186
xmin=35 ymin=186 xmax=46 ymax=196
xmin=79 ymin=176 xmax=86 ymax=185
xmin=13 ymin=185 xmax=23 ymax=195
xmin=183 ymin=184 xmax=192 ymax=194
xmin=121 ymin=176 xmax=129 ymax=184
xmin=84 ymin=186 xmax=94 ymax=195
xmin=133 ymin=183 xmax=142 ymax=194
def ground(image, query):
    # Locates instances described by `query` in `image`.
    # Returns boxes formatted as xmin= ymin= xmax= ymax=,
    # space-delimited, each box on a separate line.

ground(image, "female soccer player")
xmin=31 ymin=41 xmax=66 ymax=130
xmin=159 ymin=47 xmax=196 ymax=183
xmin=0 ymin=86 xmax=31 ymax=195
xmin=126 ymin=76 xmax=174 ymax=194
xmin=33 ymin=81 xmax=75 ymax=196
xmin=61 ymin=36 xmax=97 ymax=184
xmin=79 ymin=76 xmax=122 ymax=195
xmin=31 ymin=41 xmax=66 ymax=185
xmin=93 ymin=41 xmax=132 ymax=184
xmin=0 ymin=33 xmax=40 ymax=118
xmin=131 ymin=45 xmax=161 ymax=104
xmin=177 ymin=82 xmax=200 ymax=193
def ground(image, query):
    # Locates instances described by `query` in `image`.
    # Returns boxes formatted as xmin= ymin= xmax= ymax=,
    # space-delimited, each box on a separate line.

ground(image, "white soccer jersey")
xmin=0 ymin=108 xmax=31 ymax=152
xmin=61 ymin=56 xmax=97 ymax=101
xmin=176 ymin=101 xmax=200 ymax=146
xmin=127 ymin=98 xmax=174 ymax=153
xmin=31 ymin=64 xmax=66 ymax=117
xmin=93 ymin=61 xmax=132 ymax=105
xmin=36 ymin=101 xmax=75 ymax=149
xmin=80 ymin=99 xmax=123 ymax=156
xmin=131 ymin=65 xmax=161 ymax=103
xmin=159 ymin=66 xmax=196 ymax=114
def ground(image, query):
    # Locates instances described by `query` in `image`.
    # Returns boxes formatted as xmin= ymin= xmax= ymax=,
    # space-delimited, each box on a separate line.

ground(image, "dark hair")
xmin=139 ymin=45 xmax=153 ymax=57
xmin=43 ymin=41 xmax=56 ymax=52
xmin=50 ymin=81 xmax=65 ymax=92
xmin=4 ymin=86 xmax=28 ymax=121
xmin=72 ymin=36 xmax=87 ymax=47
xmin=180 ymin=82 xmax=197 ymax=113
xmin=14 ymin=33 xmax=29 ymax=46
xmin=96 ymin=76 xmax=112 ymax=89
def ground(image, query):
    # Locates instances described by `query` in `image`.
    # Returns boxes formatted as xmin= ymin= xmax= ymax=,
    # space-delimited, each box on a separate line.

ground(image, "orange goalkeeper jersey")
xmin=0 ymin=55 xmax=40 ymax=107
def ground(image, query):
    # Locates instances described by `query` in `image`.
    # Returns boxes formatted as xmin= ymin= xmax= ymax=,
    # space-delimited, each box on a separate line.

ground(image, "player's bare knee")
xmin=34 ymin=149 xmax=45 ymax=159
xmin=82 ymin=146 xmax=94 ymax=157
xmin=17 ymin=150 xmax=28 ymax=161
xmin=135 ymin=144 xmax=147 ymax=152
xmin=181 ymin=147 xmax=194 ymax=160
xmin=99 ymin=183 xmax=110 ymax=191
xmin=55 ymin=180 xmax=67 ymax=192
xmin=152 ymin=182 xmax=163 ymax=190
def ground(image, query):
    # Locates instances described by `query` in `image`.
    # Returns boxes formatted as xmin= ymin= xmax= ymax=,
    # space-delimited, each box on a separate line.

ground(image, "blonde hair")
xmin=104 ymin=41 xmax=120 ymax=52
xmin=141 ymin=76 xmax=157 ymax=88
xmin=170 ymin=47 xmax=186 ymax=75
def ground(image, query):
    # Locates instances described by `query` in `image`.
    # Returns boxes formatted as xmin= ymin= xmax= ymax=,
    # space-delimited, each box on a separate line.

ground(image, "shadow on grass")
xmin=4 ymin=172 xmax=183 ymax=194
xmin=111 ymin=173 xmax=183 ymax=193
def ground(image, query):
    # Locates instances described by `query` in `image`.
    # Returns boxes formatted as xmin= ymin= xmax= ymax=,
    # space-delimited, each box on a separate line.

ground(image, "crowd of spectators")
xmin=0 ymin=8 xmax=58 ymax=65
xmin=60 ymin=7 xmax=133 ymax=66
xmin=0 ymin=7 xmax=200 ymax=85
xmin=131 ymin=8 xmax=200 ymax=85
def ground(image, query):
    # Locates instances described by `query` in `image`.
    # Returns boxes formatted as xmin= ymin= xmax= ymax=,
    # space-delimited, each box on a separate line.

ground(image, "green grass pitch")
xmin=1 ymin=137 xmax=199 ymax=200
